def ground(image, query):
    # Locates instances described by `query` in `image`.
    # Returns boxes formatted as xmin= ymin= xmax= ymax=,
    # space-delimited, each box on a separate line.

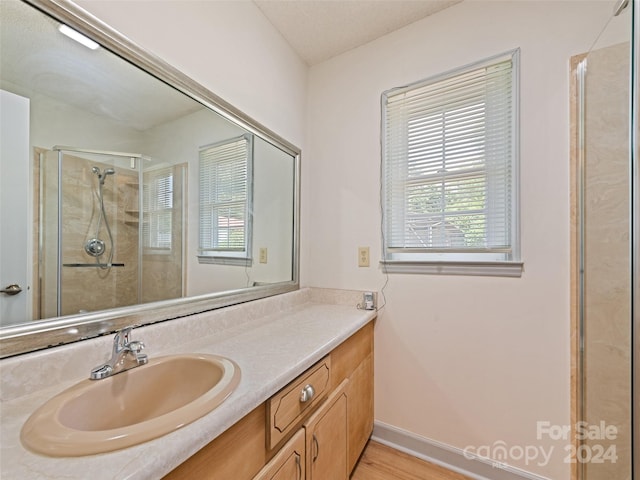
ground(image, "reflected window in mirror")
xmin=198 ymin=134 xmax=253 ymax=266
xmin=143 ymin=166 xmax=181 ymax=253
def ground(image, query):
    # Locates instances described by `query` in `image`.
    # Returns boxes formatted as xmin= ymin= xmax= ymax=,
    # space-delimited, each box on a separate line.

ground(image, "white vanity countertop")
xmin=0 ymin=291 xmax=376 ymax=480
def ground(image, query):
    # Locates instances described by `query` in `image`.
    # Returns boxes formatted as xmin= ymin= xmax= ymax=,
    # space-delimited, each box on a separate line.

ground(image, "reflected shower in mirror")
xmin=37 ymin=146 xmax=186 ymax=319
xmin=0 ymin=0 xmax=299 ymax=355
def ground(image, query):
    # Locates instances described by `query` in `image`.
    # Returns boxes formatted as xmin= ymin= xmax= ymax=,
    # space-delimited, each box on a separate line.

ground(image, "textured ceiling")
xmin=254 ymin=0 xmax=463 ymax=65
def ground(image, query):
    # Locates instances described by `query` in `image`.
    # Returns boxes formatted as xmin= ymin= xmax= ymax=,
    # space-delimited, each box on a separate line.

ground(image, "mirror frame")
xmin=0 ymin=0 xmax=301 ymax=358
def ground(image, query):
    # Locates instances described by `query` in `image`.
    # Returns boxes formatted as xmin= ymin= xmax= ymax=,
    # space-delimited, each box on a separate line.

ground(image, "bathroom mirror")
xmin=0 ymin=0 xmax=300 ymax=357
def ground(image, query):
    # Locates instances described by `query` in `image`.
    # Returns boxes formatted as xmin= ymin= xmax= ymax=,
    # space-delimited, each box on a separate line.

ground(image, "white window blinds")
xmin=199 ymin=135 xmax=252 ymax=257
xmin=143 ymin=167 xmax=173 ymax=251
xmin=382 ymin=50 xmax=519 ymax=270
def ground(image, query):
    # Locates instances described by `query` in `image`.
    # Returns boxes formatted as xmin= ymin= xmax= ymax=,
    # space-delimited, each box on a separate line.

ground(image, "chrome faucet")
xmin=90 ymin=326 xmax=148 ymax=380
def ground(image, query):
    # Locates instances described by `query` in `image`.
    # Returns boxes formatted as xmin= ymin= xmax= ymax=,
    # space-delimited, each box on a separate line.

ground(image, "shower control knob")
xmin=85 ymin=238 xmax=106 ymax=257
xmin=0 ymin=284 xmax=22 ymax=296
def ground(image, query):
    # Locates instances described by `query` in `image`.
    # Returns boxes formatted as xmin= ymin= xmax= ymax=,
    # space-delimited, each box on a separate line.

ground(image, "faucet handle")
xmin=118 ymin=326 xmax=133 ymax=346
xmin=113 ymin=327 xmax=131 ymax=355
xmin=117 ymin=326 xmax=146 ymax=359
xmin=127 ymin=340 xmax=148 ymax=365
xmin=126 ymin=340 xmax=145 ymax=354
xmin=112 ymin=326 xmax=134 ymax=352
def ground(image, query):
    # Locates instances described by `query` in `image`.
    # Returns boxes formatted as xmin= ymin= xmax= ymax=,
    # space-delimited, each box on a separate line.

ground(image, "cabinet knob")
xmin=299 ymin=384 xmax=315 ymax=403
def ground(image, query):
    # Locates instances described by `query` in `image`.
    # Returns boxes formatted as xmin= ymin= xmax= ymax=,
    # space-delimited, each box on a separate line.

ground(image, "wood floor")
xmin=351 ymin=441 xmax=473 ymax=480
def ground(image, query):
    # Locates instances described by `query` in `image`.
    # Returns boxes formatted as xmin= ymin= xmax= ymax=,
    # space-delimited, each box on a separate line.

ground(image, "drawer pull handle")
xmin=300 ymin=384 xmax=315 ymax=403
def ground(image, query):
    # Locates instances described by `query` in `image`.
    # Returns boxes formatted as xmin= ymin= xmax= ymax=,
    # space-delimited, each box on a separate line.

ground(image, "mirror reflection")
xmin=0 ymin=0 xmax=296 ymax=332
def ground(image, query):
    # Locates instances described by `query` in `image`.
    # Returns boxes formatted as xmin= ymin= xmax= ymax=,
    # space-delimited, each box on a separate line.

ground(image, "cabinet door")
xmin=304 ymin=380 xmax=348 ymax=480
xmin=253 ymin=429 xmax=305 ymax=480
xmin=347 ymin=353 xmax=374 ymax=472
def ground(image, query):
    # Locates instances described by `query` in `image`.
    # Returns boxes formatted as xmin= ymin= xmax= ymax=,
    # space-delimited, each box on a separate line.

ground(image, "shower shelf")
xmin=124 ymin=209 xmax=140 ymax=225
xmin=62 ymin=263 xmax=125 ymax=268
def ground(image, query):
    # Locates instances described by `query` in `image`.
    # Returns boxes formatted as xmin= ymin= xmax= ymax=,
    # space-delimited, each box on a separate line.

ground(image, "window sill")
xmin=143 ymin=248 xmax=172 ymax=256
xmin=198 ymin=255 xmax=252 ymax=267
xmin=379 ymin=260 xmax=523 ymax=277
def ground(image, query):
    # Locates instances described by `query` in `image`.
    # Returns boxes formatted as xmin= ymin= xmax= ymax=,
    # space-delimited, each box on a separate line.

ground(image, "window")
xmin=198 ymin=134 xmax=253 ymax=265
xmin=381 ymin=50 xmax=521 ymax=277
xmin=143 ymin=167 xmax=174 ymax=252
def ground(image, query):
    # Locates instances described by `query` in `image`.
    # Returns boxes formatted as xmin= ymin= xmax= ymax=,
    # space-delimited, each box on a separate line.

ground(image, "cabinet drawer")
xmin=267 ymin=356 xmax=331 ymax=450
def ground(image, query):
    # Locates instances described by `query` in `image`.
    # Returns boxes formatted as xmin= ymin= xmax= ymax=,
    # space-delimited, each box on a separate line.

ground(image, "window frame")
xmin=197 ymin=134 xmax=254 ymax=266
xmin=380 ymin=49 xmax=523 ymax=277
xmin=142 ymin=166 xmax=175 ymax=256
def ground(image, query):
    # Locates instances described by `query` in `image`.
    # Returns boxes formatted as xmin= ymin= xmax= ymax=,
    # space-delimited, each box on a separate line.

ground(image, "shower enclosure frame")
xmin=573 ymin=0 xmax=638 ymax=478
xmin=48 ymin=146 xmax=146 ymax=317
xmin=632 ymin=2 xmax=638 ymax=479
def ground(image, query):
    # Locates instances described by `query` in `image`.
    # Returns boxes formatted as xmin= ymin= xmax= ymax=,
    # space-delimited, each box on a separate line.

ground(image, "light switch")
xmin=259 ymin=247 xmax=268 ymax=264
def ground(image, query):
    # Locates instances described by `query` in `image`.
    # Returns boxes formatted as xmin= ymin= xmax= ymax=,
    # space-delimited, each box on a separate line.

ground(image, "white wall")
xmin=75 ymin=0 xmax=307 ymax=149
xmin=251 ymin=137 xmax=295 ymax=286
xmin=303 ymin=1 xmax=617 ymax=478
xmin=29 ymin=93 xmax=139 ymax=151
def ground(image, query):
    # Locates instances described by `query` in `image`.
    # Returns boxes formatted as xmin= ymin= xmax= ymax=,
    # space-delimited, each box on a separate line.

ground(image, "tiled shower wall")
xmin=583 ymin=42 xmax=632 ymax=480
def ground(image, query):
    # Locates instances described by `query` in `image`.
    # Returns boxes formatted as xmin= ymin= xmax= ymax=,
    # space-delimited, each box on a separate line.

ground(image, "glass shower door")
xmin=577 ymin=2 xmax=634 ymax=479
xmin=41 ymin=148 xmax=142 ymax=316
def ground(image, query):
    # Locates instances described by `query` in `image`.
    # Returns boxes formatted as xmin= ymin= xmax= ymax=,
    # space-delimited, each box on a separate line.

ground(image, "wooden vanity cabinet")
xmin=163 ymin=405 xmax=268 ymax=480
xmin=163 ymin=321 xmax=374 ymax=480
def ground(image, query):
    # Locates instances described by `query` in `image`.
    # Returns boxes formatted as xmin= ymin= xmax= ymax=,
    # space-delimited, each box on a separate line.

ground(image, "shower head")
xmin=92 ymin=166 xmax=116 ymax=185
xmin=92 ymin=166 xmax=116 ymax=175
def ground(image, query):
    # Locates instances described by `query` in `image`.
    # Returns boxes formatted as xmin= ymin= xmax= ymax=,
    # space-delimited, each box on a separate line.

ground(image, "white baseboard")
xmin=371 ymin=421 xmax=551 ymax=480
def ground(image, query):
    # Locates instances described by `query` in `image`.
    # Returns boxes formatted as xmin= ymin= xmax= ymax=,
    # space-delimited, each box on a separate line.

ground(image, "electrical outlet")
xmin=358 ymin=247 xmax=370 ymax=267
xmin=259 ymin=247 xmax=268 ymax=264
xmin=363 ymin=292 xmax=375 ymax=310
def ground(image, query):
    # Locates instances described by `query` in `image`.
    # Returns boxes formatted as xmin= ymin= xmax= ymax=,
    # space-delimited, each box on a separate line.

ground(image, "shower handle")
xmin=85 ymin=238 xmax=106 ymax=257
xmin=0 ymin=284 xmax=22 ymax=296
